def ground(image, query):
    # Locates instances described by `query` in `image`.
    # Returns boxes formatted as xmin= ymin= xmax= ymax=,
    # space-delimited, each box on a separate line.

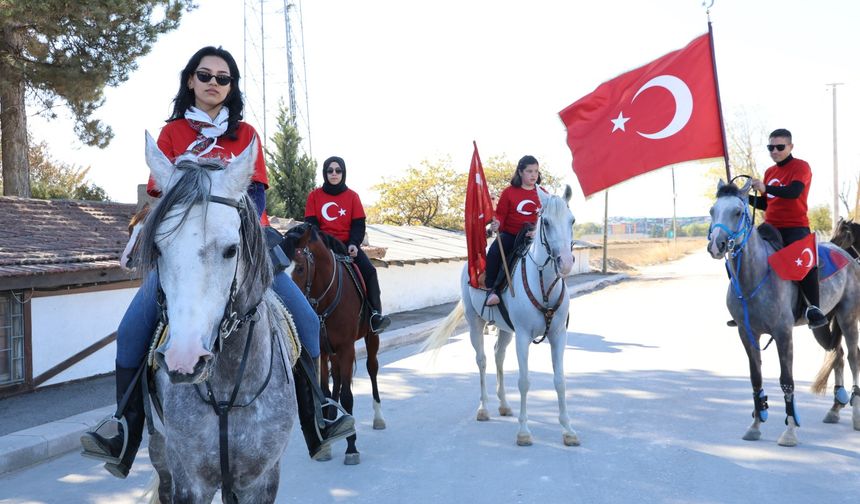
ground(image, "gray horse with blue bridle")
xmin=707 ymin=179 xmax=860 ymax=446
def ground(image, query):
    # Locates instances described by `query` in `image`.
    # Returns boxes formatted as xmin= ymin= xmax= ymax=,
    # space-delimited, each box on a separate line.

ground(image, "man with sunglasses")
xmin=304 ymin=156 xmax=392 ymax=333
xmin=748 ymin=128 xmax=827 ymax=330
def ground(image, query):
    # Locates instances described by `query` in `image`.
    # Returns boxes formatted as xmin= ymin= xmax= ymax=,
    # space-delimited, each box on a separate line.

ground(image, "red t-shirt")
xmin=305 ymin=188 xmax=366 ymax=243
xmin=763 ymin=157 xmax=812 ymax=228
xmin=496 ymin=186 xmax=544 ymax=235
xmin=147 ymin=120 xmax=269 ymax=196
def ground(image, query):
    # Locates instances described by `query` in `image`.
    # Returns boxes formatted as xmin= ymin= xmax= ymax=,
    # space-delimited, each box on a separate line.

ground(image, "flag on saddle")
xmin=558 ymin=33 xmax=725 ymax=197
xmin=465 ymin=142 xmax=494 ymax=288
xmin=768 ymin=233 xmax=817 ymax=281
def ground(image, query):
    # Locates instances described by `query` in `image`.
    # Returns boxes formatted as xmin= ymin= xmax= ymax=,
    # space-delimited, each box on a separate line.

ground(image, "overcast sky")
xmin=27 ymin=0 xmax=860 ymax=223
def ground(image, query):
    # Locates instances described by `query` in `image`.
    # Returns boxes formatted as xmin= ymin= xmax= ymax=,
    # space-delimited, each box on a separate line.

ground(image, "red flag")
xmin=768 ymin=233 xmax=817 ymax=281
xmin=559 ymin=33 xmax=725 ymax=197
xmin=465 ymin=142 xmax=494 ymax=288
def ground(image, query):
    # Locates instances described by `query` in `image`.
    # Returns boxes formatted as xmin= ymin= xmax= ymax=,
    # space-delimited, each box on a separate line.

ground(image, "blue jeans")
xmin=116 ymin=271 xmax=320 ymax=369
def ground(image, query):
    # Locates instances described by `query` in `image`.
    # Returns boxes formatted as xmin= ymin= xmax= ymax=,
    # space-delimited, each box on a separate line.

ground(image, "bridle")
xmin=521 ymin=210 xmax=570 ymax=344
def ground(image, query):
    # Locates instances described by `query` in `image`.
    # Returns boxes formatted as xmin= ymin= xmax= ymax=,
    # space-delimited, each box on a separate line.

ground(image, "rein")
xmin=520 ymin=214 xmax=567 ymax=344
xmin=711 ymin=196 xmax=769 ymax=351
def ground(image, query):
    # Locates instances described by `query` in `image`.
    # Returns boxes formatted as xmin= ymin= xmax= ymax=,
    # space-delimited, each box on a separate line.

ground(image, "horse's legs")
xmin=548 ymin=330 xmax=579 ymax=446
xmin=823 ymin=345 xmax=847 ymax=424
xmin=739 ymin=329 xmax=766 ymax=441
xmin=235 ymin=463 xmax=281 ymax=504
xmin=514 ymin=331 xmax=533 ymax=446
xmin=467 ymin=314 xmax=491 ymax=421
xmin=364 ymin=330 xmax=386 ymax=430
xmin=335 ymin=347 xmax=359 ymax=465
xmin=774 ymin=331 xmax=799 ymax=447
xmin=844 ymin=324 xmax=860 ymax=430
xmin=494 ymin=329 xmax=514 ymax=417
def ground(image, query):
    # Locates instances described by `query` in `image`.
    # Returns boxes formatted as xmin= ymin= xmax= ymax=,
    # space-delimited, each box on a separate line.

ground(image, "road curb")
xmin=0 ymin=272 xmax=628 ymax=476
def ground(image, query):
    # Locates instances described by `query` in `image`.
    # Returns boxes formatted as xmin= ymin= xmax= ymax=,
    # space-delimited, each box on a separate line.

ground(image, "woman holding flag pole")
xmin=484 ymin=155 xmax=545 ymax=306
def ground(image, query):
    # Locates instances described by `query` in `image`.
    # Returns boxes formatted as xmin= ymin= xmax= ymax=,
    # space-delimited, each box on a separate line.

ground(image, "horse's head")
xmin=137 ymin=132 xmax=270 ymax=384
xmin=536 ymin=185 xmax=576 ymax=275
xmin=707 ymin=178 xmax=752 ymax=259
xmin=830 ymin=217 xmax=854 ymax=248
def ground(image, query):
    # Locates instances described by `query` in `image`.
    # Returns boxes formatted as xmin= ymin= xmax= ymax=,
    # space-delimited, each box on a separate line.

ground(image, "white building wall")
xmin=377 ymin=261 xmax=464 ymax=314
xmin=31 ymin=288 xmax=138 ymax=386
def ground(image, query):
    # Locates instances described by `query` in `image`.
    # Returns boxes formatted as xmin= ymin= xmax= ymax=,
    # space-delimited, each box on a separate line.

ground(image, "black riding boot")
xmin=365 ymin=275 xmax=391 ymax=333
xmin=799 ymin=267 xmax=827 ymax=328
xmin=79 ymin=364 xmax=146 ymax=479
xmin=294 ymin=347 xmax=355 ymax=460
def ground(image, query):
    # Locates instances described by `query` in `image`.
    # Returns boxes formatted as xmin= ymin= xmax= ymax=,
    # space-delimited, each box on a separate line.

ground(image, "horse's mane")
xmin=136 ymin=160 xmax=272 ymax=292
xmin=285 ymin=222 xmax=350 ymax=256
xmin=540 ymin=192 xmax=568 ymax=220
xmin=716 ymin=183 xmax=744 ymax=199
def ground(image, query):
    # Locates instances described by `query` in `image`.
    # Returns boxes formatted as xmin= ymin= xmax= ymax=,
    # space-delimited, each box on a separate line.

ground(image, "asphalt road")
xmin=2 ymin=253 xmax=859 ymax=504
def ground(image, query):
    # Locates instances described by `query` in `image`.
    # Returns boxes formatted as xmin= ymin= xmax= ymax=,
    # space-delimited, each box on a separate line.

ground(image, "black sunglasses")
xmin=326 ymin=168 xmax=343 ymax=174
xmin=766 ymin=144 xmax=787 ymax=152
xmin=195 ymin=71 xmax=233 ymax=86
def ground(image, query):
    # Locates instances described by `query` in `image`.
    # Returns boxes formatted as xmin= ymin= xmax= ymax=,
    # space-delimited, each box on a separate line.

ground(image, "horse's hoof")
xmin=373 ymin=418 xmax=387 ymax=430
xmin=563 ymin=432 xmax=580 ymax=446
xmin=498 ymin=406 xmax=513 ymax=417
xmin=777 ymin=432 xmax=798 ymax=447
xmin=312 ymin=445 xmax=332 ymax=462
xmin=344 ymin=453 xmax=361 ymax=465
xmin=476 ymin=409 xmax=490 ymax=421
xmin=516 ymin=433 xmax=532 ymax=446
xmin=742 ymin=429 xmax=761 ymax=441
xmin=823 ymin=410 xmax=840 ymax=424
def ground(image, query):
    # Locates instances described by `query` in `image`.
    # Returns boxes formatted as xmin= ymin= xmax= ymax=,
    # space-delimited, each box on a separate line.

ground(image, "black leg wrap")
xmin=753 ymin=389 xmax=768 ymax=422
xmin=784 ymin=392 xmax=800 ymax=427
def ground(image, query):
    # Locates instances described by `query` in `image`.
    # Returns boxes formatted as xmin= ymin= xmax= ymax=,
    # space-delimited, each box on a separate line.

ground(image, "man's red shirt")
xmin=305 ymin=188 xmax=366 ymax=243
xmin=763 ymin=157 xmax=812 ymax=228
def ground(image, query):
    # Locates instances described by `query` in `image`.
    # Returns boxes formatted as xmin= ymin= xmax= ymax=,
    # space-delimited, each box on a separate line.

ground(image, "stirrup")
xmin=486 ymin=292 xmax=500 ymax=306
xmin=806 ymin=306 xmax=827 ymax=329
xmin=79 ymin=415 xmax=128 ymax=464
xmin=370 ymin=312 xmax=391 ymax=333
xmin=316 ymin=398 xmax=356 ymax=442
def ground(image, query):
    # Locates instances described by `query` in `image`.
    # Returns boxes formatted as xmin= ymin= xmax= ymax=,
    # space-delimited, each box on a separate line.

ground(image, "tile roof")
xmin=0 ymin=197 xmax=136 ymax=282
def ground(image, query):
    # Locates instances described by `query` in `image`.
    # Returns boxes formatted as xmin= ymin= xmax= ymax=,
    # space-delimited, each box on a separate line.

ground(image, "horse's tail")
xmin=421 ymin=300 xmax=465 ymax=355
xmin=141 ymin=472 xmax=160 ymax=503
xmin=811 ymin=319 xmax=844 ymax=395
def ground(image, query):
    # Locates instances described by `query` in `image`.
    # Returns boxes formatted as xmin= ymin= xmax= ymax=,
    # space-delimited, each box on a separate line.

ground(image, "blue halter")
xmin=710 ymin=197 xmax=769 ymax=350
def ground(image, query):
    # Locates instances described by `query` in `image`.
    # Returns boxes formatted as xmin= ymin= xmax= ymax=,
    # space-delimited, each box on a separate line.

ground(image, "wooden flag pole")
xmin=496 ymin=233 xmax=515 ymax=298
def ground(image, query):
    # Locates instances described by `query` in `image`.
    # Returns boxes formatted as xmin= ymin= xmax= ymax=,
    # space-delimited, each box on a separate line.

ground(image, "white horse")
xmin=426 ymin=185 xmax=579 ymax=447
xmin=138 ymin=134 xmax=298 ymax=503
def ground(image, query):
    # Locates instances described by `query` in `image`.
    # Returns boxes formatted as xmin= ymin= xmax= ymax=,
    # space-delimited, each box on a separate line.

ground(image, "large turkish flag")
xmin=559 ymin=33 xmax=725 ymax=197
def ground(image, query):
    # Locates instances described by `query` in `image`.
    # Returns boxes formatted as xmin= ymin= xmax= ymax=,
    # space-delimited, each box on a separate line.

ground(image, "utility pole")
xmin=827 ymin=82 xmax=843 ymax=230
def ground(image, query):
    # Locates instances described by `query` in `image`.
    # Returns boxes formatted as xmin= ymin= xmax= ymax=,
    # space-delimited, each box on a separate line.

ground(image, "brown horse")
xmin=814 ymin=218 xmax=860 ymax=429
xmin=283 ymin=223 xmax=386 ymax=465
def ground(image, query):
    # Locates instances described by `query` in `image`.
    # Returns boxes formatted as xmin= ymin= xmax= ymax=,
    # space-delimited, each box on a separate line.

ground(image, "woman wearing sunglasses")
xmin=80 ymin=46 xmax=354 ymax=477
xmin=747 ymin=128 xmax=827 ymax=330
xmin=304 ymin=156 xmax=391 ymax=333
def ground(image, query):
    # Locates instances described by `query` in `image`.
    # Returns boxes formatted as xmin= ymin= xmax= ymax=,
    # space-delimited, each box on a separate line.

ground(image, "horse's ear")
xmin=563 ymin=185 xmax=573 ymax=203
xmin=145 ymin=131 xmax=175 ymax=192
xmin=221 ymin=136 xmax=258 ymax=197
xmin=717 ymin=179 xmax=727 ymax=191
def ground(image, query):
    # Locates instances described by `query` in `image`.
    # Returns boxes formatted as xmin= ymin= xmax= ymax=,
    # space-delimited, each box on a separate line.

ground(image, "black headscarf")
xmin=322 ymin=155 xmax=347 ymax=195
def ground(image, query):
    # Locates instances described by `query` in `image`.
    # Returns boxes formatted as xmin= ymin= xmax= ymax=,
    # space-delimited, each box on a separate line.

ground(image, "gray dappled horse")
xmin=426 ymin=186 xmax=579 ymax=447
xmin=708 ymin=179 xmax=860 ymax=445
xmin=138 ymin=134 xmax=298 ymax=503
xmin=812 ymin=218 xmax=860 ymax=429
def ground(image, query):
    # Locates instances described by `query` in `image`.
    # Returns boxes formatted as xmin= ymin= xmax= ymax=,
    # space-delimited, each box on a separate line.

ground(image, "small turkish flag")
xmin=465 ymin=142 xmax=494 ymax=288
xmin=768 ymin=233 xmax=817 ymax=281
xmin=559 ymin=33 xmax=725 ymax=197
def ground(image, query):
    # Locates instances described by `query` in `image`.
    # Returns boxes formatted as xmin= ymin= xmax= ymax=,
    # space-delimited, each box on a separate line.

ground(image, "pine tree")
xmin=265 ymin=103 xmax=316 ymax=220
xmin=0 ymin=0 xmax=194 ymax=197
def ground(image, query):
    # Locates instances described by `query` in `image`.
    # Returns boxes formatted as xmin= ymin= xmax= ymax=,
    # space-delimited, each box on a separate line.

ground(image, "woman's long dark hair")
xmin=167 ymin=46 xmax=244 ymax=139
xmin=510 ymin=155 xmax=542 ymax=187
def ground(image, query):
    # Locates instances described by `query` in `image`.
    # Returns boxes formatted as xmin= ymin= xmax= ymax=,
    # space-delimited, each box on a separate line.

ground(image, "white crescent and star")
xmin=321 ymin=202 xmax=347 ymax=221
xmin=766 ymin=177 xmax=782 ymax=199
xmin=610 ymin=74 xmax=693 ymax=140
xmin=798 ymin=248 xmax=815 ymax=268
xmin=516 ymin=199 xmax=537 ymax=215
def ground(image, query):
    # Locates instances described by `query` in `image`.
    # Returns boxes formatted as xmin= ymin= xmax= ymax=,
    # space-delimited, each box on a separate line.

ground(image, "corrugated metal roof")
xmin=365 ymin=224 xmax=467 ymax=266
